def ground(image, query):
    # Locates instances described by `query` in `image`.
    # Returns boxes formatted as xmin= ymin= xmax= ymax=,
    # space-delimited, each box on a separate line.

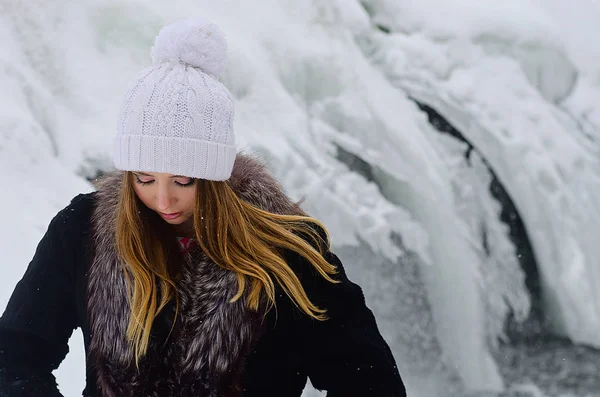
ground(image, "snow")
xmin=363 ymin=0 xmax=563 ymax=44
xmin=1 ymin=0 xmax=600 ymax=396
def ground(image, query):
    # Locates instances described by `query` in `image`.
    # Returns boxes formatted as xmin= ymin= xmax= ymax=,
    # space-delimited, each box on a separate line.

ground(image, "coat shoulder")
xmin=49 ymin=192 xmax=97 ymax=243
xmin=66 ymin=192 xmax=97 ymax=212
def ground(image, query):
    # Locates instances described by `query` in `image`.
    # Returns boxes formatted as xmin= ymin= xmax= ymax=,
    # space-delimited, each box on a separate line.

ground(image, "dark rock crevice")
xmin=414 ymin=101 xmax=544 ymax=340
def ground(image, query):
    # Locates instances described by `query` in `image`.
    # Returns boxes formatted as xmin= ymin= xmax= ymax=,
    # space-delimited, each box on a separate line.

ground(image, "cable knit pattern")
xmin=114 ymin=18 xmax=236 ymax=181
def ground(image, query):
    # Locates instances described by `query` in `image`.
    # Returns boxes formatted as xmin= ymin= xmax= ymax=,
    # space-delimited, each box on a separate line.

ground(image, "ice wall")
xmin=361 ymin=0 xmax=600 ymax=349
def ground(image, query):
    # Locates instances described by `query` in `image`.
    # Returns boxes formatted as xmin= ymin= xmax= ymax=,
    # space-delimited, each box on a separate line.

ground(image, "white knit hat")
xmin=114 ymin=17 xmax=236 ymax=181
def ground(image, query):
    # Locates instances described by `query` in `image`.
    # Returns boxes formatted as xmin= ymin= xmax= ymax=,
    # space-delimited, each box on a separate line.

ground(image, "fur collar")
xmin=87 ymin=153 xmax=304 ymax=397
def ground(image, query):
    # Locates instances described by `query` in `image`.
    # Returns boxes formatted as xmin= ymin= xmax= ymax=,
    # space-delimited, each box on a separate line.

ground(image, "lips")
xmin=160 ymin=212 xmax=182 ymax=220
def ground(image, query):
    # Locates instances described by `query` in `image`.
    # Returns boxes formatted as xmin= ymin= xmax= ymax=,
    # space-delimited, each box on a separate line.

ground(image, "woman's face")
xmin=132 ymin=172 xmax=197 ymax=227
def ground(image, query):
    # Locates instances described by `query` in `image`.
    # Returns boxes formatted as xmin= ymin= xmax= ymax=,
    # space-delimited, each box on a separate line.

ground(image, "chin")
xmin=165 ymin=217 xmax=190 ymax=225
xmin=163 ymin=218 xmax=183 ymax=224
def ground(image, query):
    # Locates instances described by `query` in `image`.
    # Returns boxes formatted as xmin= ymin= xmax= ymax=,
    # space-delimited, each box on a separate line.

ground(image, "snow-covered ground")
xmin=1 ymin=1 xmax=600 ymax=396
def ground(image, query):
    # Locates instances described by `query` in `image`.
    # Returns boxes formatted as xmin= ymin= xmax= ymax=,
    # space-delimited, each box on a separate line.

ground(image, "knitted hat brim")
xmin=114 ymin=135 xmax=236 ymax=181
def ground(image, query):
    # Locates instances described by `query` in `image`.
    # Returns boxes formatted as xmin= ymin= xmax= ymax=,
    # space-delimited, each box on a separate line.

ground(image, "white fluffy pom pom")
xmin=151 ymin=17 xmax=227 ymax=79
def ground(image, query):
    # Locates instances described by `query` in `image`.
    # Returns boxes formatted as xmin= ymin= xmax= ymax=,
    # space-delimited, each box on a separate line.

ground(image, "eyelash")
xmin=134 ymin=177 xmax=196 ymax=187
xmin=176 ymin=180 xmax=196 ymax=187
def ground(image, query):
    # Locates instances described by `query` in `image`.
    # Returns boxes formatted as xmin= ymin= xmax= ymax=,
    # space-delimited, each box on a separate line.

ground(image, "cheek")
xmin=183 ymin=192 xmax=196 ymax=213
xmin=132 ymin=185 xmax=152 ymax=208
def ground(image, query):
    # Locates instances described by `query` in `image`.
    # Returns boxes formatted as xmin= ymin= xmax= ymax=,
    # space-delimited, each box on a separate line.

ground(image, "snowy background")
xmin=1 ymin=0 xmax=600 ymax=396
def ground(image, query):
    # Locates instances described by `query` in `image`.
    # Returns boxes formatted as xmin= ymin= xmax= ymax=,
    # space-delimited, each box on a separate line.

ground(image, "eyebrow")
xmin=135 ymin=172 xmax=190 ymax=178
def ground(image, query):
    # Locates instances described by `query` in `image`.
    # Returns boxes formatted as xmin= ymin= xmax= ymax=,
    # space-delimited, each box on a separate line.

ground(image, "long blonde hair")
xmin=115 ymin=172 xmax=338 ymax=363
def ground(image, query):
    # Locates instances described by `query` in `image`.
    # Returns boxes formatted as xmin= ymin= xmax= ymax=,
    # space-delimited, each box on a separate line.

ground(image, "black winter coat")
xmin=0 ymin=154 xmax=406 ymax=397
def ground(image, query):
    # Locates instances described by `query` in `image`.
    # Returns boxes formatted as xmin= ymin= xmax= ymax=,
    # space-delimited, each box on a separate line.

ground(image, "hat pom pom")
xmin=151 ymin=17 xmax=227 ymax=79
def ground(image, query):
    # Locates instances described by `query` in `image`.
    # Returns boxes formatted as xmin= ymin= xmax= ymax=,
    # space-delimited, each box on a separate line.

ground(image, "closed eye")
xmin=134 ymin=176 xmax=154 ymax=185
xmin=175 ymin=179 xmax=196 ymax=187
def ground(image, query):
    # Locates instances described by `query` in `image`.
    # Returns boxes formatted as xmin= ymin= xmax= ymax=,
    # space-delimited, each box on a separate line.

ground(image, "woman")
xmin=0 ymin=18 xmax=406 ymax=397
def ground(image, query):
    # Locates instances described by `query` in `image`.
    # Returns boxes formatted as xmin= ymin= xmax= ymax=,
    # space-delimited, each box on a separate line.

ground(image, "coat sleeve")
xmin=0 ymin=196 xmax=87 ymax=397
xmin=293 ymin=249 xmax=407 ymax=397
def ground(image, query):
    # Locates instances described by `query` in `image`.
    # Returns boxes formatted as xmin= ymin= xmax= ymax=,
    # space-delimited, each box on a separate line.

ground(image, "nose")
xmin=156 ymin=187 xmax=174 ymax=211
